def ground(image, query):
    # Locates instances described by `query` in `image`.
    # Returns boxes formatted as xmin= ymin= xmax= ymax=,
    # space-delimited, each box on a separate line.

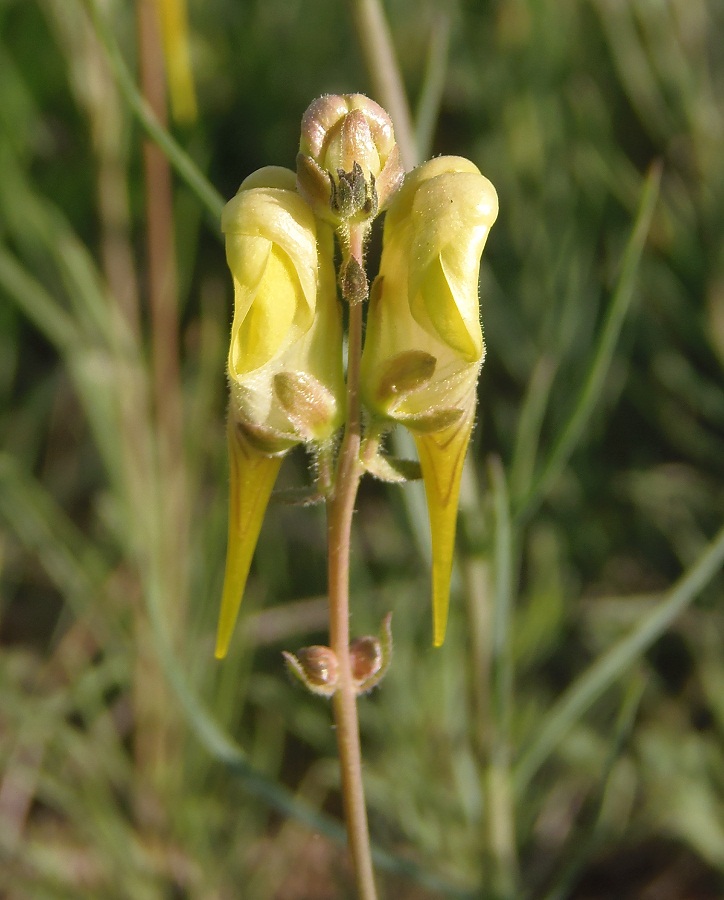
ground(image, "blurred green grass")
xmin=1 ymin=0 xmax=723 ymax=897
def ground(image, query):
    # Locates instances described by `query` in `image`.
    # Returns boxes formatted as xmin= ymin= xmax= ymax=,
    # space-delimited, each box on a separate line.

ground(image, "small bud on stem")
xmin=283 ymin=645 xmax=339 ymax=697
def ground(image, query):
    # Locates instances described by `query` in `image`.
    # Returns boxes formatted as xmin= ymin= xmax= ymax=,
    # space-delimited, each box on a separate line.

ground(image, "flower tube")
xmin=360 ymin=156 xmax=498 ymax=646
xmin=216 ymin=166 xmax=344 ymax=658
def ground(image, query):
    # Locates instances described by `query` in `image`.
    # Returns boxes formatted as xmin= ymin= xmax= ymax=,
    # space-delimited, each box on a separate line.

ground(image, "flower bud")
xmin=283 ymin=646 xmax=339 ymax=697
xmin=360 ymin=157 xmax=498 ymax=646
xmin=349 ymin=636 xmax=382 ymax=682
xmin=296 ymin=94 xmax=404 ymax=227
xmin=215 ymin=167 xmax=345 ymax=659
xmin=351 ymin=613 xmax=393 ymax=695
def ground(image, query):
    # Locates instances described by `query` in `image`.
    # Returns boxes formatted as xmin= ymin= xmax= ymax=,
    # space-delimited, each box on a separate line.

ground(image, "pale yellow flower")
xmin=216 ymin=167 xmax=344 ymax=658
xmin=360 ymin=156 xmax=498 ymax=645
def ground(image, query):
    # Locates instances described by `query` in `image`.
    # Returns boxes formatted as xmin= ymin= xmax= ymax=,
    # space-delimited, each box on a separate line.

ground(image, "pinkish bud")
xmin=296 ymin=94 xmax=404 ymax=228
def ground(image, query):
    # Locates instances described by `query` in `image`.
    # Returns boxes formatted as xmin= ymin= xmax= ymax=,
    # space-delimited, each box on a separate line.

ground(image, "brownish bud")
xmin=351 ymin=613 xmax=393 ymax=695
xmin=349 ymin=636 xmax=383 ymax=682
xmin=341 ymin=257 xmax=369 ymax=305
xmin=283 ymin=645 xmax=339 ymax=697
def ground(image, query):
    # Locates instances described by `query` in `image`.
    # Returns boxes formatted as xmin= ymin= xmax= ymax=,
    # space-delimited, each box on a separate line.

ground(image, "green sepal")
xmin=362 ymin=449 xmax=422 ymax=483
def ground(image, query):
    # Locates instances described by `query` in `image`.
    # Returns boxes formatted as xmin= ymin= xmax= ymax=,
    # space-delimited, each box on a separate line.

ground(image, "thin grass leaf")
xmin=514 ymin=521 xmax=724 ymax=794
xmin=536 ymin=675 xmax=646 ymax=900
xmin=0 ymin=248 xmax=78 ymax=351
xmin=141 ymin=565 xmax=477 ymax=896
xmin=349 ymin=0 xmax=418 ymax=169
xmin=0 ymin=149 xmax=114 ymax=348
xmin=490 ymin=457 xmax=514 ymax=728
xmin=509 ymin=355 xmax=557 ymax=503
xmin=515 ymin=161 xmax=663 ymax=520
xmin=84 ymin=0 xmax=225 ymax=223
xmin=485 ymin=456 xmax=519 ymax=896
xmin=0 ymin=454 xmax=112 ymax=629
xmin=414 ymin=12 xmax=451 ymax=162
xmin=0 ymin=244 xmax=147 ymax=496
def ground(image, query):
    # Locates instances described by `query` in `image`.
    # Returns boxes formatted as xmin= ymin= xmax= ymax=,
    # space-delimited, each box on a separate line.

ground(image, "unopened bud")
xmin=351 ymin=613 xmax=393 ymax=695
xmin=349 ymin=636 xmax=383 ymax=683
xmin=283 ymin=645 xmax=339 ymax=697
xmin=341 ymin=257 xmax=369 ymax=305
xmin=297 ymin=94 xmax=404 ymax=228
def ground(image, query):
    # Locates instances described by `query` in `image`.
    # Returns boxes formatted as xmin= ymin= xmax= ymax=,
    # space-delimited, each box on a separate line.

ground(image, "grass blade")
xmin=514 ymin=522 xmax=724 ymax=793
xmin=515 ymin=161 xmax=663 ymax=520
xmin=84 ymin=0 xmax=225 ymax=223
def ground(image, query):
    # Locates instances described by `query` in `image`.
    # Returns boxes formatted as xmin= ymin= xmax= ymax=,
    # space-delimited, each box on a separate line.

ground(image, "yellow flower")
xmin=216 ymin=167 xmax=344 ymax=658
xmin=360 ymin=156 xmax=498 ymax=646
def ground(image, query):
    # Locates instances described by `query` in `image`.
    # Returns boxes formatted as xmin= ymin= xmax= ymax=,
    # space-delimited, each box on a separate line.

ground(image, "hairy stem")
xmin=327 ymin=225 xmax=377 ymax=899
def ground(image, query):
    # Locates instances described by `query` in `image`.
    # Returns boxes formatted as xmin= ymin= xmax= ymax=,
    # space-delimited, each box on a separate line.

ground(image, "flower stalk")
xmin=326 ymin=223 xmax=377 ymax=899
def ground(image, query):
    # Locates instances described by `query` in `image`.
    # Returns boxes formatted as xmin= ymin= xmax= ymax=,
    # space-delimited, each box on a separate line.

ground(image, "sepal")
xmin=361 ymin=447 xmax=422 ymax=484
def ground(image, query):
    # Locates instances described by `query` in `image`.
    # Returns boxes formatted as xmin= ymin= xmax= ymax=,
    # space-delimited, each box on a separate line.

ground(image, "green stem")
xmin=485 ymin=458 xmax=518 ymax=897
xmin=327 ymin=226 xmax=377 ymax=899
